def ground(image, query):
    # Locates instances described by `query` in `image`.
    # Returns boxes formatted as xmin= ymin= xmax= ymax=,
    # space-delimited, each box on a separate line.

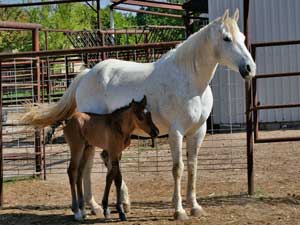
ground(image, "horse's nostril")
xmin=246 ymin=64 xmax=251 ymax=73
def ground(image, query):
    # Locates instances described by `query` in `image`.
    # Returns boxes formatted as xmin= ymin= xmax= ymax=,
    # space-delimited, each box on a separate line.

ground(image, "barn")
xmin=209 ymin=0 xmax=300 ymax=125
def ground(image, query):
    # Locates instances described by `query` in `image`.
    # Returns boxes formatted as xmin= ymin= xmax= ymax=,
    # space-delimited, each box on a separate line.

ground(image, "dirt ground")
xmin=1 ymin=131 xmax=300 ymax=225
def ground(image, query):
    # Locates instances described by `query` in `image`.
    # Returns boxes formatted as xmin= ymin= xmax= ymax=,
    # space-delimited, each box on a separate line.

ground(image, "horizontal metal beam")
xmin=255 ymin=136 xmax=300 ymax=143
xmin=0 ymin=0 xmax=92 ymax=8
xmin=253 ymin=103 xmax=300 ymax=110
xmin=114 ymin=6 xmax=182 ymax=18
xmin=111 ymin=0 xmax=184 ymax=11
xmin=0 ymin=21 xmax=42 ymax=30
xmin=254 ymin=71 xmax=300 ymax=79
xmin=0 ymin=41 xmax=180 ymax=60
xmin=252 ymin=40 xmax=300 ymax=48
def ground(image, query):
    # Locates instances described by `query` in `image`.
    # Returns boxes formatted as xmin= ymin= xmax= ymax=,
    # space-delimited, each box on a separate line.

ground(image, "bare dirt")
xmin=1 ymin=131 xmax=300 ymax=225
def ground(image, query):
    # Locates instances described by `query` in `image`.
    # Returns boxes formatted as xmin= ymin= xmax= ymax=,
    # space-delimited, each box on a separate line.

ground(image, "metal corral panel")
xmin=209 ymin=0 xmax=300 ymax=123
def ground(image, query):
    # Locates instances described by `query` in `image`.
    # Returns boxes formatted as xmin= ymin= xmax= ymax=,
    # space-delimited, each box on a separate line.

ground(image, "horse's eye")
xmin=223 ymin=36 xmax=232 ymax=42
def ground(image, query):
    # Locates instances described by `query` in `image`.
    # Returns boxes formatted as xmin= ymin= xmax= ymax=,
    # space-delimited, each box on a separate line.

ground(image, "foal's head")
xmin=129 ymin=96 xmax=159 ymax=138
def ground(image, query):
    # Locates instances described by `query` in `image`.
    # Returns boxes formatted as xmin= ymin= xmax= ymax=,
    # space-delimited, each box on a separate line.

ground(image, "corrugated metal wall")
xmin=209 ymin=0 xmax=300 ymax=123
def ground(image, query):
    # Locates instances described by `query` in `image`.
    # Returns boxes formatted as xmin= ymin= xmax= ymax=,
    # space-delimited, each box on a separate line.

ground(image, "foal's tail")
xmin=21 ymin=68 xmax=89 ymax=128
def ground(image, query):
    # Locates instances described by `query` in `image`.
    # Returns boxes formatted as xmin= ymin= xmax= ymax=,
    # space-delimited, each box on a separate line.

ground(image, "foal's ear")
xmin=141 ymin=95 xmax=147 ymax=107
xmin=233 ymin=8 xmax=239 ymax=22
xmin=130 ymin=99 xmax=135 ymax=106
xmin=222 ymin=9 xmax=229 ymax=22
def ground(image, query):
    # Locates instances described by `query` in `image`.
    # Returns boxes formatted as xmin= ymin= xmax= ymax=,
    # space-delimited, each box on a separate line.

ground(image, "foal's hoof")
xmin=191 ymin=207 xmax=207 ymax=217
xmin=74 ymin=211 xmax=84 ymax=221
xmin=174 ymin=210 xmax=189 ymax=221
xmin=103 ymin=208 xmax=111 ymax=219
xmin=123 ymin=203 xmax=131 ymax=213
xmin=119 ymin=212 xmax=127 ymax=221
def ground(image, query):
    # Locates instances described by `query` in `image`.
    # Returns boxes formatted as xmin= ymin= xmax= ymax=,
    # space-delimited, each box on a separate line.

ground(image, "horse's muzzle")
xmin=150 ymin=127 xmax=159 ymax=138
xmin=239 ymin=61 xmax=256 ymax=80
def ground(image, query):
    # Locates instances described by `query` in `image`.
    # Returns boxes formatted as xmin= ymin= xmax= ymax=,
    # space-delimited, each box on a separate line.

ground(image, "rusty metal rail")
xmin=251 ymin=40 xmax=300 ymax=143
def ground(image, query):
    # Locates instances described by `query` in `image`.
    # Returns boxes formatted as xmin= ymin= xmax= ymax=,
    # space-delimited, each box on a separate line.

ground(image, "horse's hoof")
xmin=74 ymin=211 xmax=83 ymax=221
xmin=174 ymin=210 xmax=189 ymax=221
xmin=91 ymin=205 xmax=103 ymax=216
xmin=103 ymin=208 xmax=111 ymax=219
xmin=81 ymin=210 xmax=88 ymax=219
xmin=119 ymin=212 xmax=127 ymax=221
xmin=191 ymin=207 xmax=207 ymax=217
xmin=123 ymin=203 xmax=131 ymax=213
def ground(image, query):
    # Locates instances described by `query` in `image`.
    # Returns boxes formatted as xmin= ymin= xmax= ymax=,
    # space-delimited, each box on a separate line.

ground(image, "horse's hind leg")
xmin=67 ymin=144 xmax=85 ymax=221
xmin=82 ymin=146 xmax=103 ymax=216
xmin=186 ymin=124 xmax=206 ymax=217
xmin=101 ymin=150 xmax=131 ymax=212
xmin=114 ymin=160 xmax=127 ymax=221
xmin=77 ymin=147 xmax=91 ymax=219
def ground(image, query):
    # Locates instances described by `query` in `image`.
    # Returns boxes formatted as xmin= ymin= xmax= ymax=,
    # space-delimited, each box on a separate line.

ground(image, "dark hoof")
xmin=103 ymin=208 xmax=111 ymax=218
xmin=119 ymin=212 xmax=127 ymax=221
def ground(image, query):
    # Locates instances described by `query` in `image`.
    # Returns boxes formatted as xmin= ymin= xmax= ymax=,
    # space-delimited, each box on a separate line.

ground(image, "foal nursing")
xmin=64 ymin=96 xmax=159 ymax=221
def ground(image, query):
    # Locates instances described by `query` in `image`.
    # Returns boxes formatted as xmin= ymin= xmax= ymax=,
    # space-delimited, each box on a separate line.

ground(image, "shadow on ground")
xmin=1 ymin=194 xmax=299 ymax=225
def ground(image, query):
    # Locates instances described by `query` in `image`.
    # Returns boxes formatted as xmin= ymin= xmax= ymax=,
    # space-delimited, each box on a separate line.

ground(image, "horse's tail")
xmin=21 ymin=68 xmax=89 ymax=128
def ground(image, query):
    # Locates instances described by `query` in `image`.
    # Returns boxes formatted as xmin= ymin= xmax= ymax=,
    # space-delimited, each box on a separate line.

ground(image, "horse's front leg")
xmin=114 ymin=160 xmax=127 ymax=221
xmin=169 ymin=127 xmax=188 ymax=220
xmin=102 ymin=159 xmax=117 ymax=219
xmin=82 ymin=146 xmax=103 ymax=216
xmin=101 ymin=150 xmax=131 ymax=212
xmin=186 ymin=123 xmax=207 ymax=217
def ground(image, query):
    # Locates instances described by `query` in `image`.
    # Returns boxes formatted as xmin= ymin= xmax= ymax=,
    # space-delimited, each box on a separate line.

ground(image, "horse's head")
xmin=210 ymin=9 xmax=256 ymax=80
xmin=130 ymin=96 xmax=159 ymax=138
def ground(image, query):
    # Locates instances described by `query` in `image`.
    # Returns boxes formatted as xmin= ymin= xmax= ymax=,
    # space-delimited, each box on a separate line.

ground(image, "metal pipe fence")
xmin=0 ymin=43 xmax=248 ymax=207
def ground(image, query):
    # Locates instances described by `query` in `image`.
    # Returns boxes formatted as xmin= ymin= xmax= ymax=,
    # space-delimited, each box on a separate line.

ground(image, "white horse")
xmin=23 ymin=9 xmax=256 ymax=220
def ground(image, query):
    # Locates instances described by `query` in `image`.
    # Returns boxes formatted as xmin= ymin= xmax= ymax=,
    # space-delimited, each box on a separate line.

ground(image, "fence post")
xmin=244 ymin=0 xmax=254 ymax=195
xmin=33 ymin=28 xmax=42 ymax=175
xmin=0 ymin=61 xmax=3 ymax=207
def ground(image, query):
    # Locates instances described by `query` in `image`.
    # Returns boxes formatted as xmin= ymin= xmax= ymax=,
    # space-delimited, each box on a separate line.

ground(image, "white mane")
xmin=173 ymin=21 xmax=213 ymax=76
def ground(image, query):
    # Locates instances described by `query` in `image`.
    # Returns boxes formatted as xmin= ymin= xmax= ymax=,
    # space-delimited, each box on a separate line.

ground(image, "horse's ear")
xmin=130 ymin=99 xmax=135 ymax=106
xmin=233 ymin=8 xmax=239 ymax=22
xmin=222 ymin=9 xmax=229 ymax=22
xmin=141 ymin=95 xmax=147 ymax=107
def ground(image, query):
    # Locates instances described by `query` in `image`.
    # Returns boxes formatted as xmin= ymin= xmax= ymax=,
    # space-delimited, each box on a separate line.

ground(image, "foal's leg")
xmin=186 ymin=124 xmax=206 ymax=217
xmin=169 ymin=127 xmax=188 ymax=220
xmin=102 ymin=158 xmax=118 ymax=219
xmin=82 ymin=146 xmax=102 ymax=215
xmin=67 ymin=144 xmax=85 ymax=220
xmin=77 ymin=146 xmax=95 ymax=218
xmin=101 ymin=150 xmax=131 ymax=212
xmin=114 ymin=160 xmax=127 ymax=221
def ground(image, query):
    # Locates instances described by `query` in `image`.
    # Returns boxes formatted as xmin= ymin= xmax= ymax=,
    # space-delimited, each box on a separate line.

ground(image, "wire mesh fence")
xmin=0 ymin=43 xmax=247 ymax=184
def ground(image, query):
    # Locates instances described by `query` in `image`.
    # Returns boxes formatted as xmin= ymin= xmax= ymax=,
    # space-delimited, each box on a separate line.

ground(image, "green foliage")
xmin=0 ymin=0 xmax=185 ymax=51
xmin=136 ymin=0 xmax=185 ymax=27
xmin=0 ymin=5 xmax=32 ymax=51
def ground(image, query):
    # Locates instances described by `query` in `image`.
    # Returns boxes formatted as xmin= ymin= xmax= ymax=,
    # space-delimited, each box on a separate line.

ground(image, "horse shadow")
xmin=1 ymin=194 xmax=299 ymax=224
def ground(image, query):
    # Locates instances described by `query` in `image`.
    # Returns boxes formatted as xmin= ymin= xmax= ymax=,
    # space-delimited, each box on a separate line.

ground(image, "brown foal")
xmin=64 ymin=96 xmax=159 ymax=221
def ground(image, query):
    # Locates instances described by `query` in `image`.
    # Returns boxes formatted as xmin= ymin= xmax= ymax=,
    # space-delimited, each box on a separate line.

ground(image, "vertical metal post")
xmin=65 ymin=56 xmax=70 ymax=87
xmin=110 ymin=7 xmax=115 ymax=45
xmin=0 ymin=61 xmax=3 ymax=207
xmin=96 ymin=0 xmax=102 ymax=30
xmin=33 ymin=28 xmax=42 ymax=175
xmin=251 ymin=46 xmax=259 ymax=141
xmin=244 ymin=0 xmax=254 ymax=195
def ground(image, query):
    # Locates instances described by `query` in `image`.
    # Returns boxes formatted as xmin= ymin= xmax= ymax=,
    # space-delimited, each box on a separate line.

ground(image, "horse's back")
xmin=76 ymin=59 xmax=155 ymax=114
